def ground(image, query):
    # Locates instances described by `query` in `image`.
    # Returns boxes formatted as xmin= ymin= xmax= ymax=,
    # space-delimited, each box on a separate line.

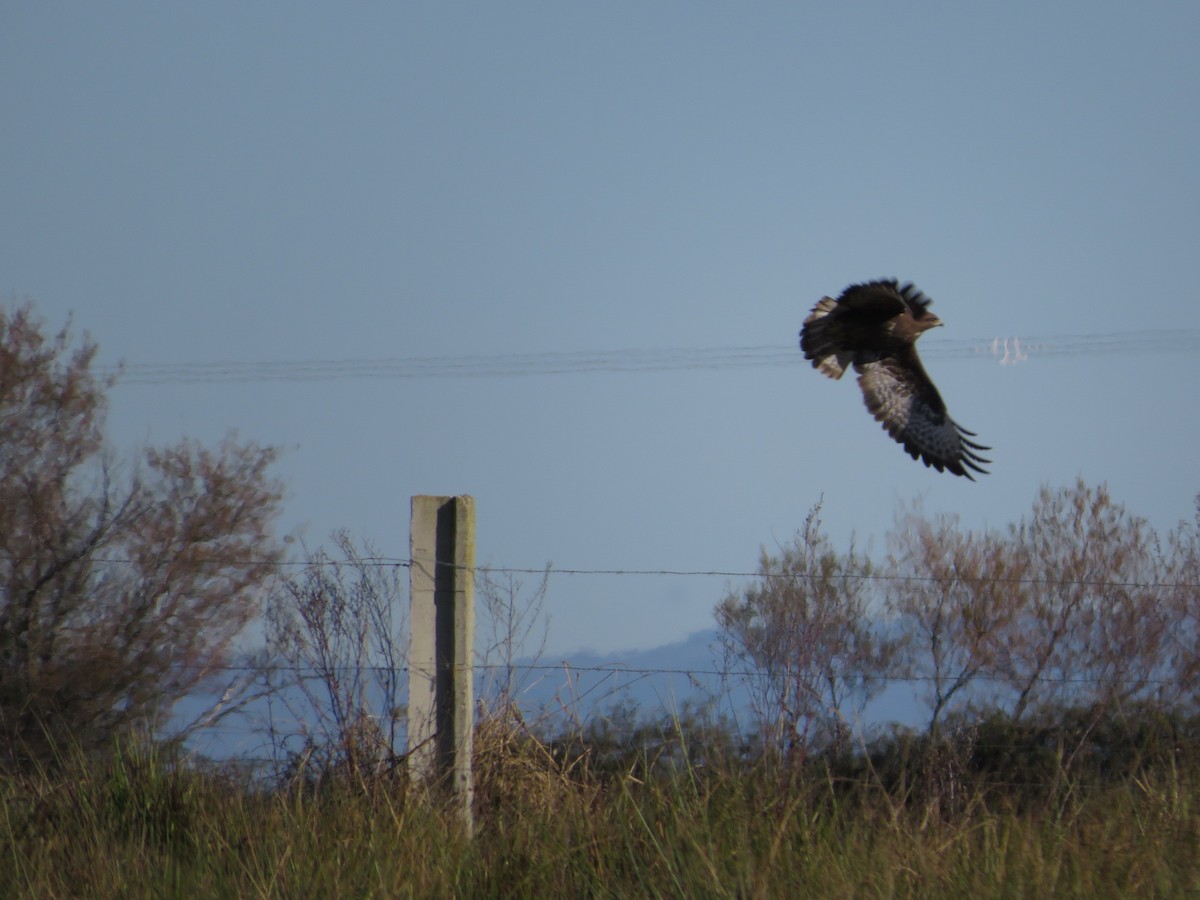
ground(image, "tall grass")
xmin=2 ymin=715 xmax=1199 ymax=898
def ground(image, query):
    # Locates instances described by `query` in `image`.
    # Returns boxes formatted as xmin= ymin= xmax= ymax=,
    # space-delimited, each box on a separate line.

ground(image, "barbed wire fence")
xmin=7 ymin=551 xmax=1199 ymax=589
xmin=5 ymin=545 xmax=1199 ymax=776
xmin=91 ymin=547 xmax=1189 ymax=772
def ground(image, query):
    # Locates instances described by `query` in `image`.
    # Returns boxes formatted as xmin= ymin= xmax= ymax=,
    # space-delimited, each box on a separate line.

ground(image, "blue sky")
xmin=4 ymin=2 xmax=1199 ymax=657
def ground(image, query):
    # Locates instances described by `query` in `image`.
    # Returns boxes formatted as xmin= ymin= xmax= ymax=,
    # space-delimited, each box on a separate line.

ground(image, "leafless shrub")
xmin=716 ymin=503 xmax=894 ymax=762
xmin=999 ymin=480 xmax=1173 ymax=721
xmin=475 ymin=564 xmax=551 ymax=722
xmin=887 ymin=504 xmax=1026 ymax=737
xmin=885 ymin=480 xmax=1200 ymax=798
xmin=262 ymin=532 xmax=407 ymax=783
xmin=1160 ymin=493 xmax=1200 ymax=711
xmin=0 ymin=302 xmax=283 ymax=770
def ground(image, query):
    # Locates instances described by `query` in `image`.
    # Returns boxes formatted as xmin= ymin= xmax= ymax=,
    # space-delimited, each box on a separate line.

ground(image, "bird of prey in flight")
xmin=799 ymin=279 xmax=990 ymax=479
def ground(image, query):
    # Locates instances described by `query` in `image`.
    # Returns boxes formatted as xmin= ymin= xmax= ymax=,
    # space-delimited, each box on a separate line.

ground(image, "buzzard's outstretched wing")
xmin=856 ymin=351 xmax=990 ymax=480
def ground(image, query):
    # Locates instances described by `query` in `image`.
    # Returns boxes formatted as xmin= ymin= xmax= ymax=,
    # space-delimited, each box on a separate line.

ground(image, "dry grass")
xmin=2 ymin=720 xmax=1199 ymax=898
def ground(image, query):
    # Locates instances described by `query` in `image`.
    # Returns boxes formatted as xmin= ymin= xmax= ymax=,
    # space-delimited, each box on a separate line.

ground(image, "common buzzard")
xmin=799 ymin=279 xmax=990 ymax=479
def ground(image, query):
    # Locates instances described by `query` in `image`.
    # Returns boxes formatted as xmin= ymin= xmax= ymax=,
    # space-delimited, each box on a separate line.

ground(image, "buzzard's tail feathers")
xmin=800 ymin=297 xmax=853 ymax=380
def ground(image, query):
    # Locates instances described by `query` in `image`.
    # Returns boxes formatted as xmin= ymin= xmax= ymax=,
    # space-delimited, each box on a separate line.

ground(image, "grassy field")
xmin=3 ymin=721 xmax=1199 ymax=898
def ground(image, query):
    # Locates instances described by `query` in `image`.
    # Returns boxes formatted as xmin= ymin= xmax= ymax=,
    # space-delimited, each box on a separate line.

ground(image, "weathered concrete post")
xmin=408 ymin=494 xmax=475 ymax=835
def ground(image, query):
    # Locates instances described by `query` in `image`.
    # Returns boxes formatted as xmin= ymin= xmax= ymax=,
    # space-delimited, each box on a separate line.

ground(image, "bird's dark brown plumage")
xmin=799 ymin=279 xmax=990 ymax=479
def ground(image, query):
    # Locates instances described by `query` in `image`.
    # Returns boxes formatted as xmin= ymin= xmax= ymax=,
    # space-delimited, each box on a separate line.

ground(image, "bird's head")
xmin=916 ymin=312 xmax=943 ymax=333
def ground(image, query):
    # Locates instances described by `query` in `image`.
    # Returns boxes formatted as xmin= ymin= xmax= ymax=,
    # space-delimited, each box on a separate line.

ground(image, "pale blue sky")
xmin=4 ymin=2 xmax=1199 ymax=655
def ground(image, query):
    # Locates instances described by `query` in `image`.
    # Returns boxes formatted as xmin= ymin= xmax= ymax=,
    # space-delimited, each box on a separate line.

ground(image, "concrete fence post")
xmin=407 ymin=494 xmax=475 ymax=835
